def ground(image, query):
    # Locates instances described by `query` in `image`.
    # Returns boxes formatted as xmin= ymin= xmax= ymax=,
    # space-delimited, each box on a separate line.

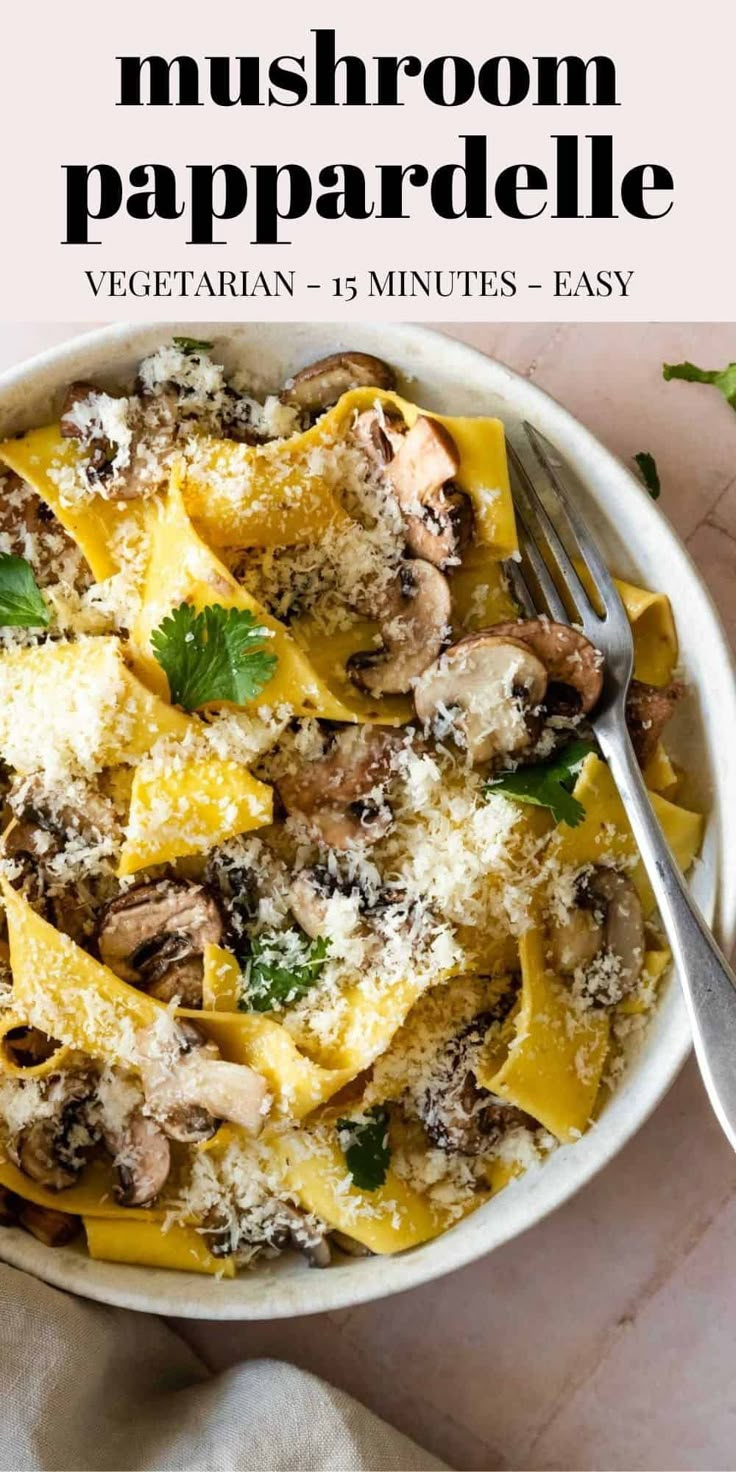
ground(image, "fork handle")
xmin=595 ymin=717 xmax=736 ymax=1149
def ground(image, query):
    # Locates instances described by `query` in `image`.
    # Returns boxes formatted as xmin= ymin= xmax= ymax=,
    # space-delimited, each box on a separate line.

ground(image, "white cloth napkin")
xmin=0 ymin=1264 xmax=444 ymax=1471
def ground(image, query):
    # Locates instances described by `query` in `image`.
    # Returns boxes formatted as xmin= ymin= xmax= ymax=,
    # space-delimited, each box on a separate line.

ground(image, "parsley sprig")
xmin=0 ymin=554 xmax=49 ymax=628
xmin=663 ymin=360 xmax=736 ymax=413
xmin=337 ymin=1106 xmax=391 ymax=1192
xmin=150 ymin=602 xmax=277 ymax=712
xmin=634 ymin=451 xmax=661 ymax=500
xmin=485 ymin=739 xmax=595 ymax=828
xmin=172 ymin=336 xmax=214 ymax=356
xmin=239 ymin=931 xmax=330 ymax=1013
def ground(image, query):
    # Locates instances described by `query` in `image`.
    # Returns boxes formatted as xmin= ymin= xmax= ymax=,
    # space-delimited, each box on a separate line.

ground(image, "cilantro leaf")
xmin=337 ymin=1106 xmax=390 ymax=1192
xmin=663 ymin=360 xmax=736 ymax=413
xmin=240 ymin=931 xmax=329 ymax=1013
xmin=172 ymin=336 xmax=214 ymax=356
xmin=634 ymin=451 xmax=661 ymax=500
xmin=150 ymin=602 xmax=277 ymax=712
xmin=0 ymin=554 xmax=49 ymax=628
xmin=484 ymin=739 xmax=596 ymax=828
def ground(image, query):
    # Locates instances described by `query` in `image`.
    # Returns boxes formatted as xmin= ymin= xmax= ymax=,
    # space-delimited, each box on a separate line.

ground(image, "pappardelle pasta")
xmin=0 ymin=339 xmax=700 ymax=1275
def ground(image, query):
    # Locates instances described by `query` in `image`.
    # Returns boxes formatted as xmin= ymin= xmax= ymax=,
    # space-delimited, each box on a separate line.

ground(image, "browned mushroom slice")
xmin=548 ymin=865 xmax=644 ymax=1004
xmin=0 ymin=1186 xmax=20 ymax=1227
xmin=489 ymin=619 xmax=604 ymax=716
xmin=108 ymin=1108 xmax=172 ymax=1208
xmin=2 ymin=1025 xmax=62 ymax=1071
xmin=0 ymin=471 xmax=83 ymax=588
xmin=97 ymin=880 xmax=224 ymax=1007
xmin=348 ymin=560 xmax=451 ymax=698
xmin=280 ymin=351 xmax=396 ymax=414
xmin=9 ymin=1072 xmax=98 ymax=1191
xmin=288 ymin=868 xmax=336 ymax=939
xmin=385 ymin=416 xmax=469 ymax=567
xmin=280 ymin=1204 xmax=332 ymax=1268
xmin=277 ymin=727 xmax=403 ymax=849
xmin=626 ymin=678 xmax=686 ymax=767
xmin=414 ymin=632 xmax=548 ymax=764
xmin=59 ymin=381 xmax=102 ymax=438
xmin=61 ymin=382 xmax=176 ymax=499
xmin=331 ymin=1231 xmax=374 ymax=1258
xmin=4 ymin=774 xmax=120 ymax=868
xmin=136 ymin=1024 xmax=268 ymax=1138
xmin=18 ymin=1202 xmax=81 ymax=1247
xmin=415 ymin=1012 xmax=531 ymax=1154
xmin=60 ymin=381 xmax=120 ymax=486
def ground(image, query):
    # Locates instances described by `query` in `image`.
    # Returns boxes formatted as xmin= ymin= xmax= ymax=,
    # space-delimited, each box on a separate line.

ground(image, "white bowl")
xmin=0 ymin=322 xmax=734 ymax=1319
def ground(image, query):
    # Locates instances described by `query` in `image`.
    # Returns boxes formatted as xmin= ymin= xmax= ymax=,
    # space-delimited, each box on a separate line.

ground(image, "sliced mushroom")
xmin=288 ymin=867 xmax=336 ymax=939
xmin=280 ymin=351 xmax=395 ymax=414
xmin=549 ymin=866 xmax=644 ymax=1004
xmin=0 ymin=471 xmax=82 ymax=588
xmin=60 ymin=382 xmax=120 ymax=487
xmin=9 ymin=1072 xmax=98 ymax=1191
xmin=3 ymin=1025 xmax=62 ymax=1070
xmin=0 ymin=1186 xmax=20 ymax=1227
xmin=547 ymin=896 xmax=605 ymax=976
xmin=277 ymin=727 xmax=403 ymax=849
xmin=275 ymin=1202 xmax=332 ymax=1268
xmin=589 ymin=868 xmax=645 ymax=1001
xmin=414 ymin=1012 xmax=531 ymax=1155
xmin=288 ymin=864 xmax=408 ymax=942
xmin=348 ymin=560 xmax=451 ymax=697
xmin=18 ymin=1202 xmax=81 ymax=1248
xmin=136 ymin=1025 xmax=268 ymax=1138
xmin=626 ymin=679 xmax=686 ymax=767
xmin=331 ymin=1231 xmax=374 ymax=1258
xmin=414 ymin=632 xmax=548 ymax=764
xmin=489 ymin=619 xmax=603 ymax=717
xmin=97 ymin=880 xmax=224 ymax=1007
xmin=386 ymin=416 xmax=469 ymax=567
xmin=60 ymin=382 xmax=176 ymax=499
xmin=4 ymin=774 xmax=120 ymax=864
xmin=60 ymin=381 xmax=102 ymax=438
xmin=11 ymin=1119 xmax=79 ymax=1192
xmin=106 ymin=1107 xmax=171 ymax=1208
xmin=204 ymin=842 xmax=259 ymax=947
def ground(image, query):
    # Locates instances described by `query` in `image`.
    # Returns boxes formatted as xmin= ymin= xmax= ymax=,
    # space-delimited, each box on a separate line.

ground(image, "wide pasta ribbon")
xmin=182 ymin=386 xmax=516 ymax=558
xmin=0 ymin=635 xmax=192 ymax=778
xmin=477 ymin=929 xmax=610 ymax=1143
xmin=553 ymin=753 xmax=702 ymax=915
xmin=118 ymin=752 xmax=273 ymax=876
xmin=131 ymin=469 xmax=407 ymax=725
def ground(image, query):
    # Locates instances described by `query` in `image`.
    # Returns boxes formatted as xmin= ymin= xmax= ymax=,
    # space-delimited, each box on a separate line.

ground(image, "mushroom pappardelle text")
xmin=0 ymin=340 xmax=701 ymax=1275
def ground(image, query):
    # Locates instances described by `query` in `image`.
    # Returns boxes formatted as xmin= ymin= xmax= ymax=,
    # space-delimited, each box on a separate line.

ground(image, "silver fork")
xmin=506 ymin=424 xmax=736 ymax=1151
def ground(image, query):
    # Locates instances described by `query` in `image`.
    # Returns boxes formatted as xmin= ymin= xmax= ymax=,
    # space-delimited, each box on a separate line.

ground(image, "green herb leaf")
xmin=240 ymin=931 xmax=330 ymax=1013
xmin=484 ymin=739 xmax=596 ymax=828
xmin=337 ymin=1106 xmax=390 ymax=1192
xmin=0 ymin=554 xmax=50 ymax=628
xmin=150 ymin=602 xmax=277 ymax=712
xmin=634 ymin=451 xmax=661 ymax=500
xmin=663 ymin=360 xmax=736 ymax=412
xmin=172 ymin=336 xmax=214 ymax=356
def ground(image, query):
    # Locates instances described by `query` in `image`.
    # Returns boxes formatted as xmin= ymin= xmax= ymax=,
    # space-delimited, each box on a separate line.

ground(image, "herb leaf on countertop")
xmin=634 ymin=451 xmax=661 ymax=500
xmin=663 ymin=360 xmax=736 ymax=412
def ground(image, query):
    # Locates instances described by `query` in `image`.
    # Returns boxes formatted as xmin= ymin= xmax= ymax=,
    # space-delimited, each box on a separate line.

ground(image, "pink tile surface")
xmin=2 ymin=322 xmax=736 ymax=1471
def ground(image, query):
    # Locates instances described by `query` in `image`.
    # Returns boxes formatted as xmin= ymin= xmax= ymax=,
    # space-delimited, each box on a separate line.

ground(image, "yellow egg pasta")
xmin=0 ymin=338 xmax=703 ymax=1281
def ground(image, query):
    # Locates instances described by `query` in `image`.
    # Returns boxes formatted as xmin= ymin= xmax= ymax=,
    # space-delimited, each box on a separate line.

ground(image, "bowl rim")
xmin=0 ymin=319 xmax=734 ymax=1320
